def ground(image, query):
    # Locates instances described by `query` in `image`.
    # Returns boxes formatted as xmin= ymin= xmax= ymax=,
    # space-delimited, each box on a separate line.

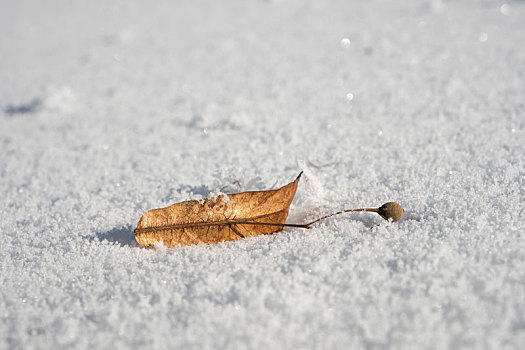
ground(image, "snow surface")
xmin=1 ymin=0 xmax=525 ymax=348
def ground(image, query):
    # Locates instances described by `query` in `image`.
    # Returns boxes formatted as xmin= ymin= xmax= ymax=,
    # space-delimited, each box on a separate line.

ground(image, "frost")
xmin=43 ymin=86 xmax=77 ymax=114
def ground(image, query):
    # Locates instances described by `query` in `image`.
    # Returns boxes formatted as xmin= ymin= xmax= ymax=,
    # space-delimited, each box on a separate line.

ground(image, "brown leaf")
xmin=134 ymin=173 xmax=302 ymax=248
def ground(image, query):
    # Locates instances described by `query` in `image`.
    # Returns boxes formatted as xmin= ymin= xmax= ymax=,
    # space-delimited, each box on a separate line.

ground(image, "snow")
xmin=1 ymin=0 xmax=524 ymax=348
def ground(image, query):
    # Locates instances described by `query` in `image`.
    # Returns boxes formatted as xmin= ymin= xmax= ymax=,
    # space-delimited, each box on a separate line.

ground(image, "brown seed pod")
xmin=377 ymin=202 xmax=404 ymax=222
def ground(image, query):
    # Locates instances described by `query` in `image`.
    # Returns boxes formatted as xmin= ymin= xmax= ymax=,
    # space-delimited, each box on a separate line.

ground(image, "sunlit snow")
xmin=1 ymin=0 xmax=524 ymax=348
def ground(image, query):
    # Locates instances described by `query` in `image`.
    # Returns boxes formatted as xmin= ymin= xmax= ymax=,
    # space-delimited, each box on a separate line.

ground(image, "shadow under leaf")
xmin=95 ymin=224 xmax=140 ymax=247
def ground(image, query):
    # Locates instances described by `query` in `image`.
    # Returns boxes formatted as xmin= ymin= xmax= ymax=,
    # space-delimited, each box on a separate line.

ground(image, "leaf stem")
xmin=303 ymin=208 xmax=379 ymax=227
xmin=235 ymin=208 xmax=379 ymax=229
xmin=134 ymin=207 xmax=380 ymax=234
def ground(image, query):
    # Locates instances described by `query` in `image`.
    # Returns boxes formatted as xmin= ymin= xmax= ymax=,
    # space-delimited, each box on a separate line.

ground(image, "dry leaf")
xmin=135 ymin=173 xmax=302 ymax=248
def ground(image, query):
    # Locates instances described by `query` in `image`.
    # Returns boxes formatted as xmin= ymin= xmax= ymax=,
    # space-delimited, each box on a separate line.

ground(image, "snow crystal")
xmin=340 ymin=38 xmax=351 ymax=49
xmin=500 ymin=4 xmax=511 ymax=16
